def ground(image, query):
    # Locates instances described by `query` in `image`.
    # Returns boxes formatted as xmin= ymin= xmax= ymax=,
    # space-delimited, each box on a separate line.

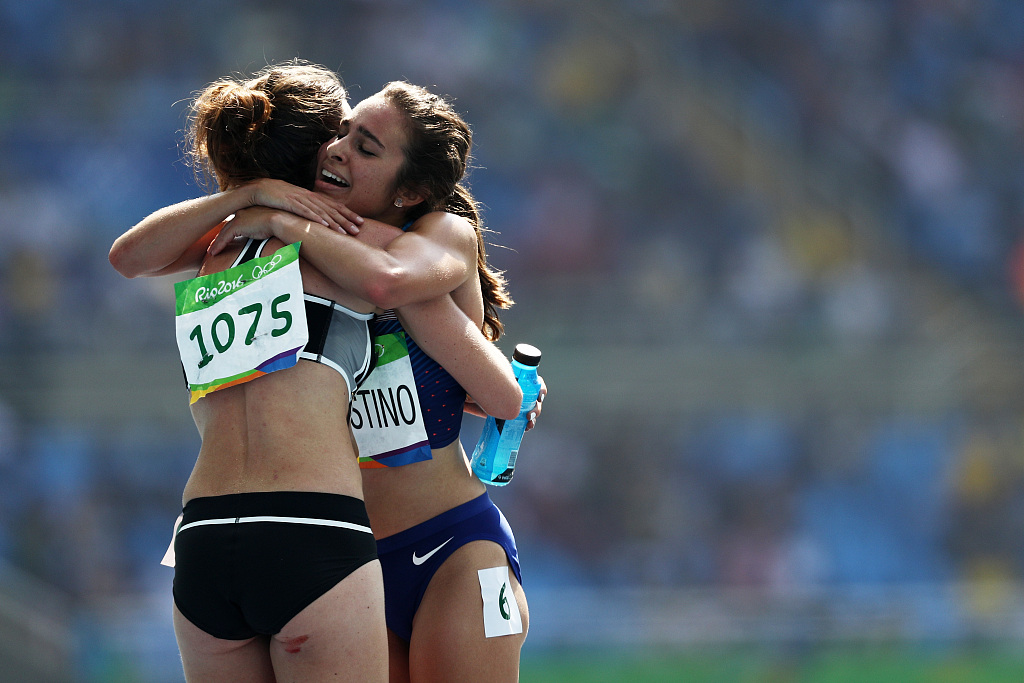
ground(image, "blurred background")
xmin=3 ymin=0 xmax=1024 ymax=680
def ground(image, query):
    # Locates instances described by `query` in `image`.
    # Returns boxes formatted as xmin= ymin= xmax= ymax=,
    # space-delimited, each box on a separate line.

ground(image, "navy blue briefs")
xmin=375 ymin=493 xmax=521 ymax=642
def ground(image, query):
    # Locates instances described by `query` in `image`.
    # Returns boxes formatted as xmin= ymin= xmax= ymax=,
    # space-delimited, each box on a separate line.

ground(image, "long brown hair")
xmin=380 ymin=81 xmax=513 ymax=341
xmin=186 ymin=60 xmax=348 ymax=191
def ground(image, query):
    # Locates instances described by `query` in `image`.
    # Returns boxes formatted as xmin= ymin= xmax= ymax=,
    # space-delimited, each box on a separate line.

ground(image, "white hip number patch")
xmin=478 ymin=565 xmax=522 ymax=638
xmin=160 ymin=514 xmax=183 ymax=568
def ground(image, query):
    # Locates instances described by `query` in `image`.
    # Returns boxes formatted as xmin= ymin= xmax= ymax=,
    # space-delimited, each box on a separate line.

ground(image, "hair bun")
xmin=207 ymin=81 xmax=274 ymax=139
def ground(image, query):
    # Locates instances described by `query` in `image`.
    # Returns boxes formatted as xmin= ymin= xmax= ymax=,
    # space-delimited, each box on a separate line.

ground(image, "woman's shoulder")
xmin=408 ymin=211 xmax=477 ymax=253
xmin=410 ymin=210 xmax=473 ymax=233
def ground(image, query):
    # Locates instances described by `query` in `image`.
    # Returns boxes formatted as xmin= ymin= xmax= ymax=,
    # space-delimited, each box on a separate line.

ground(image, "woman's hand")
xmin=207 ymin=206 xmax=291 ymax=255
xmin=526 ymin=376 xmax=546 ymax=432
xmin=244 ymin=178 xmax=363 ymax=234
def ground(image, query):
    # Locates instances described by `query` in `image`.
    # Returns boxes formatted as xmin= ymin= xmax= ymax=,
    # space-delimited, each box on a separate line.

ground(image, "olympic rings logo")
xmin=251 ymin=254 xmax=283 ymax=280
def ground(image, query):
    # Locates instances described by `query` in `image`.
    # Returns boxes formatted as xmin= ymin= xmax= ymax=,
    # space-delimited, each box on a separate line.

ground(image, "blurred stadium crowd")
xmin=3 ymin=0 xmax=1024 ymax=677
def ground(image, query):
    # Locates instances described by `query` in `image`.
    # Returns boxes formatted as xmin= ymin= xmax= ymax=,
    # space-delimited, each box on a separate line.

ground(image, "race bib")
xmin=174 ymin=242 xmax=307 ymax=404
xmin=478 ymin=566 xmax=523 ymax=638
xmin=353 ymin=331 xmax=432 ymax=468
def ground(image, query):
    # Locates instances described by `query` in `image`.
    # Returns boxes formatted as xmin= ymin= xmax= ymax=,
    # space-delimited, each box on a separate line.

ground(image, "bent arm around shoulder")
xmin=108 ymin=193 xmax=238 ymax=278
xmin=212 ymin=209 xmax=479 ymax=310
xmin=109 ymin=179 xmax=362 ymax=278
xmin=397 ymin=297 xmax=522 ymax=420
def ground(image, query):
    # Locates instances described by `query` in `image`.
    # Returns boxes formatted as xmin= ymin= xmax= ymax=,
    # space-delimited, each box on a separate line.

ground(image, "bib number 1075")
xmin=174 ymin=242 xmax=308 ymax=403
xmin=188 ymin=294 xmax=293 ymax=369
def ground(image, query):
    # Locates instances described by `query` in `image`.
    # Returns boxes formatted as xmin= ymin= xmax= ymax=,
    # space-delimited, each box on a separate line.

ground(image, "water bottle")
xmin=470 ymin=343 xmax=542 ymax=486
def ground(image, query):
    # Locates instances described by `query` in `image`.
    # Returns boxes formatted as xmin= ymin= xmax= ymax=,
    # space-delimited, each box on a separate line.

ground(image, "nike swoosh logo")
xmin=412 ymin=537 xmax=455 ymax=566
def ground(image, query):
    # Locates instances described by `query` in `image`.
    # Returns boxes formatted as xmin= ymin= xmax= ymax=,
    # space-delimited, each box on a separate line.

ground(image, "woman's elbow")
xmin=363 ymin=270 xmax=406 ymax=309
xmin=493 ymin=387 xmax=524 ymax=421
xmin=108 ymin=243 xmax=141 ymax=278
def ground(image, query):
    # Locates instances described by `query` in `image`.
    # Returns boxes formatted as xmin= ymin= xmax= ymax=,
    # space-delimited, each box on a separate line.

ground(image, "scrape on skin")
xmin=281 ymin=634 xmax=309 ymax=654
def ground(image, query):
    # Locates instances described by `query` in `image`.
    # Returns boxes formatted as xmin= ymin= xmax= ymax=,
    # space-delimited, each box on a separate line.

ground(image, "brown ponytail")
xmin=450 ymin=185 xmax=514 ymax=342
xmin=380 ymin=81 xmax=513 ymax=341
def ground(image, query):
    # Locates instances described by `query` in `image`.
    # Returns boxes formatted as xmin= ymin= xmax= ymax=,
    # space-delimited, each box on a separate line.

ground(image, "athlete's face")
xmin=315 ymin=95 xmax=411 ymax=221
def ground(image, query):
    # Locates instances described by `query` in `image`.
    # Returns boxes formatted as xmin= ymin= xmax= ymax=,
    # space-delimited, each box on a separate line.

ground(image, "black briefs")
xmin=172 ymin=491 xmax=378 ymax=640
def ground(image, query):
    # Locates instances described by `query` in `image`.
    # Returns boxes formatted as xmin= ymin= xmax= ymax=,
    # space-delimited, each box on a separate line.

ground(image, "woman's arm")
xmin=109 ymin=195 xmax=231 ymax=278
xmin=495 ymin=375 xmax=544 ymax=431
xmin=397 ymin=297 xmax=522 ymax=420
xmin=108 ymin=179 xmax=363 ymax=278
xmin=210 ymin=208 xmax=478 ymax=309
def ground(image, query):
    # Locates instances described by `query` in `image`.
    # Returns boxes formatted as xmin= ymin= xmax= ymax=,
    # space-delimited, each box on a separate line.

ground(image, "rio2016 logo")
xmin=194 ymin=254 xmax=284 ymax=304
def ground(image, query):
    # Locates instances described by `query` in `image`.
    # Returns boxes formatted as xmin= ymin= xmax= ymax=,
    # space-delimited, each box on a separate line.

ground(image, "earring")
xmin=394 ymin=198 xmax=404 ymax=208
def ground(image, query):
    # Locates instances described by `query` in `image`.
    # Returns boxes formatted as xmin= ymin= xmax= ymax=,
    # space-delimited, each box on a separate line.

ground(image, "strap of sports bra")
xmin=230 ymin=237 xmax=273 ymax=268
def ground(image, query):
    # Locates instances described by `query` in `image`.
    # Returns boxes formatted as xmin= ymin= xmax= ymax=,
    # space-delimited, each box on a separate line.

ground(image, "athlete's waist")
xmin=187 ymin=441 xmax=363 ymax=502
xmin=183 ymin=474 xmax=366 ymax=507
xmin=363 ymin=453 xmax=486 ymax=537
xmin=360 ymin=440 xmax=472 ymax=489
xmin=179 ymin=490 xmax=372 ymax=533
xmin=374 ymin=491 xmax=494 ymax=553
